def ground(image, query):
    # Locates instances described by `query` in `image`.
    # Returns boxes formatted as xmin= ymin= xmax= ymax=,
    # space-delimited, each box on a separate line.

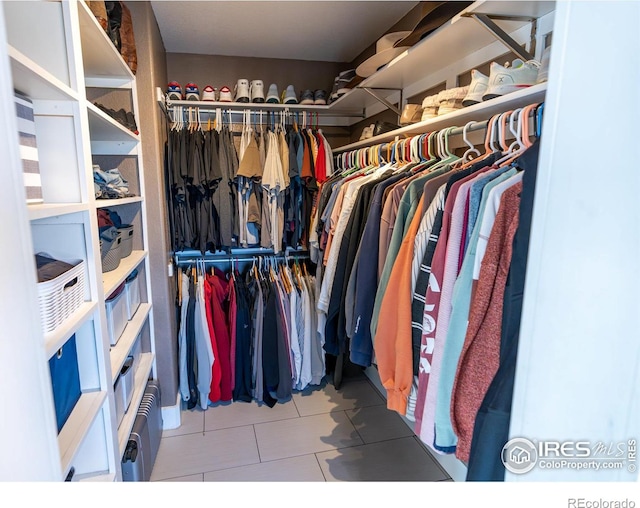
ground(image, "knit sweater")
xmin=450 ymin=182 xmax=522 ymax=463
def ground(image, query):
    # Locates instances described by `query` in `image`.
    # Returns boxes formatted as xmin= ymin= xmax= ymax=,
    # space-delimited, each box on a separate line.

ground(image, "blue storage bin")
xmin=48 ymin=334 xmax=82 ymax=433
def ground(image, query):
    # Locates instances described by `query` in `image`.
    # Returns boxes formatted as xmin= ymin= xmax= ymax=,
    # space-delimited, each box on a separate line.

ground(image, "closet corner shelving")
xmin=331 ymin=0 xmax=555 ymax=130
xmin=1 ymin=0 xmax=156 ymax=481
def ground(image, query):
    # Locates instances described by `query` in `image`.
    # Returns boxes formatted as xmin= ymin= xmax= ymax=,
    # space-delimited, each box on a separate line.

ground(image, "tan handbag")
xmin=400 ymin=103 xmax=424 ymax=125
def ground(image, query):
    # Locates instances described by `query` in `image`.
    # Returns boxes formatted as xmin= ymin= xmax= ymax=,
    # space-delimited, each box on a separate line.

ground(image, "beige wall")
xmin=128 ymin=1 xmax=177 ymax=408
xmin=166 ymin=53 xmax=344 ymax=101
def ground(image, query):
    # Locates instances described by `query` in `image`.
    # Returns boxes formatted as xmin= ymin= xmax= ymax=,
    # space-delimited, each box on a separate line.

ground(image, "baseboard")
xmin=363 ymin=366 xmax=468 ymax=482
xmin=161 ymin=394 xmax=182 ymax=430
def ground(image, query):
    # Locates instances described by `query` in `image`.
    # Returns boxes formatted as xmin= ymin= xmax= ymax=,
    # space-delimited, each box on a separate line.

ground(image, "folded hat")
xmin=356 ymin=31 xmax=411 ymax=78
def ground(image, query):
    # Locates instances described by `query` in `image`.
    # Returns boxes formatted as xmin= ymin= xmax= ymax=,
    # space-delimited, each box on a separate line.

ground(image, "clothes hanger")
xmin=462 ymin=121 xmax=482 ymax=161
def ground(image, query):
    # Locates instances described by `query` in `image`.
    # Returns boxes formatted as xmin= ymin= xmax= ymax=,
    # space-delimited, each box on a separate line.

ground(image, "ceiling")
xmin=150 ymin=1 xmax=420 ymax=63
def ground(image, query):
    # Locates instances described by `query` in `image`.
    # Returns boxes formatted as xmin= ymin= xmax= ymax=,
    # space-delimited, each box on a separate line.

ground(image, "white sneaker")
xmin=483 ymin=59 xmax=540 ymax=101
xmin=536 ymin=46 xmax=551 ymax=84
xmin=266 ymin=83 xmax=280 ymax=103
xmin=462 ymin=69 xmax=489 ymax=106
xmin=234 ymin=78 xmax=250 ymax=103
xmin=359 ymin=123 xmax=375 ymax=141
xmin=202 ymin=85 xmax=217 ymax=101
xmin=218 ymin=85 xmax=233 ymax=102
xmin=250 ymin=80 xmax=265 ymax=103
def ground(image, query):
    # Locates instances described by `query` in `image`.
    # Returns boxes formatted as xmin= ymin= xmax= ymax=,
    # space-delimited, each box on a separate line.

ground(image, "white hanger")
xmin=462 ymin=121 xmax=481 ymax=160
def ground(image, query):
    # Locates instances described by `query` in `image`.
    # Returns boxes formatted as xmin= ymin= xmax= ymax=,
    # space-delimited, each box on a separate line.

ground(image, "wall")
xmin=128 ymin=1 xmax=178 ymax=409
xmin=166 ymin=53 xmax=343 ymax=104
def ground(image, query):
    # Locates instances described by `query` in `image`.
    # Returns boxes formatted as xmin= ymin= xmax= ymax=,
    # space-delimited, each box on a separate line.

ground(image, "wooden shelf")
xmin=95 ymin=197 xmax=143 ymax=209
xmin=44 ymin=301 xmax=98 ymax=359
xmin=117 ymin=352 xmax=155 ymax=457
xmin=8 ymin=45 xmax=79 ymax=101
xmin=110 ymin=303 xmax=151 ymax=383
xmin=102 ymin=250 xmax=147 ymax=297
xmin=28 ymin=202 xmax=90 ymax=221
xmin=86 ymin=101 xmax=139 ymax=143
xmin=77 ymin=0 xmax=134 ymax=81
xmin=58 ymin=389 xmax=106 ymax=478
xmin=334 ymin=82 xmax=547 ymax=153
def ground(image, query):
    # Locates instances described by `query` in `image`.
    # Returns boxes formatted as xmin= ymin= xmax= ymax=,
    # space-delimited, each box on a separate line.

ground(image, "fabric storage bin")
xmin=114 ymin=374 xmax=125 ymax=428
xmin=118 ymin=225 xmax=134 ymax=258
xmin=48 ymin=334 xmax=82 ymax=433
xmin=101 ymin=232 xmax=122 ymax=273
xmin=120 ymin=357 xmax=135 ymax=413
xmin=130 ymin=332 xmax=142 ymax=374
xmin=106 ymin=282 xmax=127 ymax=346
xmin=36 ymin=255 xmax=85 ymax=335
xmin=125 ymin=269 xmax=140 ymax=320
xmin=14 ymin=90 xmax=43 ymax=203
xmin=114 ymin=356 xmax=134 ymax=427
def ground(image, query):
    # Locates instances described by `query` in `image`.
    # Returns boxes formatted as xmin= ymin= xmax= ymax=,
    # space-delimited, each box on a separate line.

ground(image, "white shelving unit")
xmin=0 ymin=0 xmax=156 ymax=481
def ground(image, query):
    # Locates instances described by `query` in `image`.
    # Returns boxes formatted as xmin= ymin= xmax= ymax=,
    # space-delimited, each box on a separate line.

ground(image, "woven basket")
xmin=37 ymin=260 xmax=85 ymax=334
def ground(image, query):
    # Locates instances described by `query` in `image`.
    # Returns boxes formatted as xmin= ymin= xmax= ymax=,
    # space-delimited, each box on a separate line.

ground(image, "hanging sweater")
xmin=450 ymin=182 xmax=522 ymax=463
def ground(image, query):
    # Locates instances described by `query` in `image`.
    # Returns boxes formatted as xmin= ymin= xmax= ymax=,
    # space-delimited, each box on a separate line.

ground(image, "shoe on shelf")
xmin=462 ymin=69 xmax=489 ymax=107
xmin=234 ymin=78 xmax=250 ymax=103
xmin=299 ymin=89 xmax=315 ymax=105
xmin=282 ymin=85 xmax=298 ymax=104
xmin=266 ymin=84 xmax=280 ymax=103
xmin=483 ymin=59 xmax=540 ymax=101
xmin=421 ymin=94 xmax=439 ymax=121
xmin=166 ymin=81 xmax=182 ymax=101
xmin=202 ymin=85 xmax=217 ymax=101
xmin=313 ymin=89 xmax=327 ymax=105
xmin=335 ymin=68 xmax=356 ymax=95
xmin=536 ymin=46 xmax=552 ymax=84
xmin=250 ymin=80 xmax=265 ymax=103
xmin=185 ymin=82 xmax=200 ymax=101
xmin=218 ymin=85 xmax=233 ymax=102
xmin=359 ymin=123 xmax=375 ymax=141
xmin=436 ymin=85 xmax=469 ymax=116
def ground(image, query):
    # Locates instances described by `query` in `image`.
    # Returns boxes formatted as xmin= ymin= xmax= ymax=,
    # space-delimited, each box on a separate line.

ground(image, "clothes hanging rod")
xmin=174 ymin=247 xmax=310 ymax=265
xmin=157 ymin=90 xmax=365 ymax=118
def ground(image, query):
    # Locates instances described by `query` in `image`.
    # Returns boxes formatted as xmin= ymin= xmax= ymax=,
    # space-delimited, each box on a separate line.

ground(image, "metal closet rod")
xmin=164 ymin=103 xmax=365 ymax=119
xmin=174 ymin=247 xmax=310 ymax=265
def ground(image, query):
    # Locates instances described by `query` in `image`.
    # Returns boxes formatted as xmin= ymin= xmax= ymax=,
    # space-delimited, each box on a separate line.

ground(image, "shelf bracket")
xmin=461 ymin=13 xmax=536 ymax=62
xmin=358 ymin=87 xmax=403 ymax=117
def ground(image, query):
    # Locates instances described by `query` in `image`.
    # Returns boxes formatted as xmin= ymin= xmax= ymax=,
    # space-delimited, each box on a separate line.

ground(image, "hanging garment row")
xmin=164 ymin=108 xmax=334 ymax=255
xmin=311 ymin=103 xmax=543 ymax=481
xmin=176 ymin=254 xmax=325 ymax=411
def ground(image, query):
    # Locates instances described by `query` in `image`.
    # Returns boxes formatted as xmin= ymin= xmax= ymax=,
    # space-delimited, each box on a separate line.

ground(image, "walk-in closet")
xmin=1 ymin=0 xmax=638 ymax=498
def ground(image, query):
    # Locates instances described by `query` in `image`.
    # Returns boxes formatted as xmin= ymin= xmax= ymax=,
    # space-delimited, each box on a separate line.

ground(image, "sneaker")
xmin=483 ymin=59 xmax=540 ymax=101
xmin=202 ymin=85 xmax=217 ymax=101
xmin=299 ymin=89 xmax=314 ymax=105
xmin=250 ymin=80 xmax=265 ymax=103
xmin=166 ymin=81 xmax=182 ymax=101
xmin=185 ymin=82 xmax=200 ymax=101
xmin=359 ymin=123 xmax=375 ymax=141
xmin=536 ymin=46 xmax=551 ymax=84
xmin=234 ymin=78 xmax=250 ymax=103
xmin=437 ymin=85 xmax=469 ymax=116
xmin=462 ymin=69 xmax=489 ymax=106
xmin=313 ymin=89 xmax=327 ymax=105
xmin=266 ymin=83 xmax=280 ymax=103
xmin=421 ymin=94 xmax=439 ymax=121
xmin=335 ymin=68 xmax=356 ymax=95
xmin=218 ymin=85 xmax=233 ymax=102
xmin=282 ymin=85 xmax=297 ymax=104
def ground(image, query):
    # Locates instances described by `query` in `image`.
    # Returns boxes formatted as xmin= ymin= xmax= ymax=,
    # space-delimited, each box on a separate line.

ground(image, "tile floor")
xmin=150 ymin=370 xmax=452 ymax=482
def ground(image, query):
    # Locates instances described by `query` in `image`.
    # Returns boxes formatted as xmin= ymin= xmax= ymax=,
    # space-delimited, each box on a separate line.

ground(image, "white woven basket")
xmin=37 ymin=260 xmax=85 ymax=334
